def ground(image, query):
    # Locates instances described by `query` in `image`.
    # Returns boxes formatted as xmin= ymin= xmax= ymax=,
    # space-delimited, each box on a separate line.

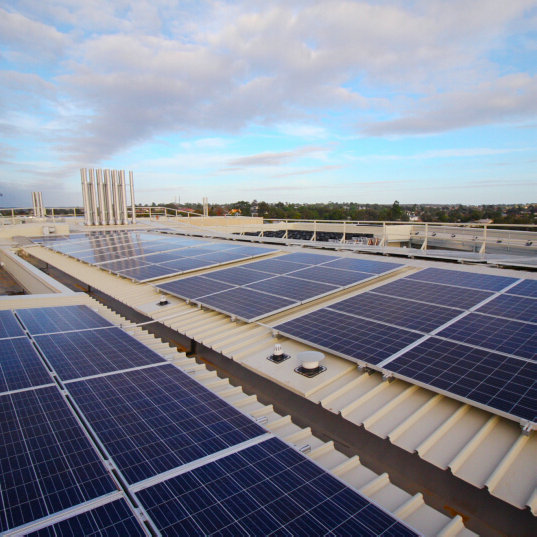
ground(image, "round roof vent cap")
xmin=298 ymin=351 xmax=325 ymax=370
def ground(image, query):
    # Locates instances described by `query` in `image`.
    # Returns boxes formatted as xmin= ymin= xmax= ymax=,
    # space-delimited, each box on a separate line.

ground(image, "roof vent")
xmin=267 ymin=344 xmax=290 ymax=364
xmin=295 ymin=351 xmax=326 ymax=378
xmin=157 ymin=294 xmax=169 ymax=306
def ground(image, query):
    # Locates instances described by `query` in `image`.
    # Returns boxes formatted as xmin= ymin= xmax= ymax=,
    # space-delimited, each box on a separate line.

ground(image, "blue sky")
xmin=0 ymin=0 xmax=536 ymax=207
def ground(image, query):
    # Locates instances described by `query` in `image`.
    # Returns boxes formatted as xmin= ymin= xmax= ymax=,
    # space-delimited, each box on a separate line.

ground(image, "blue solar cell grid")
xmin=41 ymin=231 xmax=278 ymax=282
xmin=35 ymin=327 xmax=167 ymax=381
xmin=437 ymin=313 xmax=537 ymax=361
xmin=330 ymin=292 xmax=462 ymax=333
xmin=117 ymin=264 xmax=181 ymax=282
xmin=158 ymin=276 xmax=235 ymax=300
xmin=202 ymin=266 xmax=275 ymax=285
xmin=406 ymin=267 xmax=518 ymax=291
xmin=0 ymin=386 xmax=117 ymax=532
xmin=475 ymin=294 xmax=537 ymax=323
xmin=506 ymin=279 xmax=537 ymax=298
xmin=290 ymin=265 xmax=374 ymax=286
xmin=324 ymin=257 xmax=402 ymax=274
xmin=0 ymin=338 xmax=53 ymax=393
xmin=16 ymin=305 xmax=113 ymax=335
xmin=372 ymin=278 xmax=494 ymax=309
xmin=275 ymin=308 xmax=422 ymax=365
xmin=246 ymin=275 xmax=338 ymax=302
xmin=66 ymin=365 xmax=265 ymax=484
xmin=28 ymin=499 xmax=146 ymax=537
xmin=136 ymin=437 xmax=418 ymax=537
xmin=198 ymin=287 xmax=297 ymax=322
xmin=385 ymin=338 xmax=537 ymax=423
xmin=0 ymin=310 xmax=24 ymax=338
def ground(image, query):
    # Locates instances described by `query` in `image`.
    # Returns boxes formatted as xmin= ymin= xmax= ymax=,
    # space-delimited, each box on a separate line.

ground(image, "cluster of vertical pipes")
xmin=80 ymin=169 xmax=136 ymax=226
xmin=31 ymin=192 xmax=45 ymax=218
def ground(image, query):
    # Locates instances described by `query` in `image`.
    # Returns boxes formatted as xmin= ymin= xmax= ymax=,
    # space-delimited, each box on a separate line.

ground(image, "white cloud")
xmin=363 ymin=74 xmax=537 ymax=136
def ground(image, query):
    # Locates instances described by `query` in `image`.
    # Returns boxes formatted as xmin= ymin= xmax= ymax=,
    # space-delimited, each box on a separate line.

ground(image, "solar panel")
xmin=135 ymin=436 xmax=418 ymax=536
xmin=0 ymin=386 xmax=117 ymax=532
xmin=246 ymin=275 xmax=338 ymax=302
xmin=195 ymin=250 xmax=249 ymax=263
xmin=158 ymin=257 xmax=218 ymax=272
xmin=275 ymin=308 xmax=422 ymax=365
xmin=330 ymin=292 xmax=463 ymax=333
xmin=169 ymin=246 xmax=216 ymax=257
xmin=406 ymin=267 xmax=518 ymax=291
xmin=27 ymin=499 xmax=146 ymax=537
xmin=384 ymin=338 xmax=537 ymax=423
xmin=372 ymin=278 xmax=494 ymax=309
xmin=507 ymin=279 xmax=537 ymax=298
xmin=136 ymin=251 xmax=188 ymax=264
xmin=437 ymin=313 xmax=537 ymax=361
xmin=158 ymin=276 xmax=236 ymax=300
xmin=66 ymin=365 xmax=265 ymax=484
xmin=97 ymin=258 xmax=152 ymax=272
xmin=0 ymin=338 xmax=53 ymax=393
xmin=202 ymin=266 xmax=275 ymax=286
xmin=117 ymin=264 xmax=180 ymax=282
xmin=0 ymin=310 xmax=24 ymax=338
xmin=34 ymin=327 xmax=167 ymax=381
xmin=40 ymin=232 xmax=278 ymax=283
xmin=244 ymin=258 xmax=310 ymax=275
xmin=324 ymin=257 xmax=402 ymax=274
xmin=276 ymin=252 xmax=335 ymax=265
xmin=475 ymin=294 xmax=537 ymax=323
xmin=197 ymin=287 xmax=297 ymax=322
xmin=289 ymin=265 xmax=373 ymax=286
xmin=17 ymin=305 xmax=113 ymax=335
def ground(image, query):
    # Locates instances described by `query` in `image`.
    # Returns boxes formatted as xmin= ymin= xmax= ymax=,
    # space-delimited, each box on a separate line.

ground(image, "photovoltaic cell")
xmin=157 ymin=257 xmax=215 ymax=272
xmin=195 ymin=251 xmax=248 ymax=263
xmin=169 ymin=247 xmax=216 ymax=257
xmin=0 ymin=338 xmax=52 ymax=393
xmin=275 ymin=308 xmax=422 ymax=365
xmin=244 ymin=258 xmax=312 ymax=275
xmin=202 ymin=266 xmax=274 ymax=285
xmin=330 ymin=292 xmax=462 ymax=333
xmin=157 ymin=276 xmax=235 ymax=300
xmin=28 ymin=499 xmax=145 ymax=537
xmin=198 ymin=287 xmax=297 ymax=321
xmin=0 ymin=386 xmax=117 ymax=532
xmin=66 ymin=365 xmax=265 ymax=484
xmin=324 ymin=257 xmax=402 ymax=274
xmin=97 ymin=258 xmax=152 ymax=272
xmin=246 ymin=275 xmax=337 ymax=302
xmin=274 ymin=252 xmax=334 ymax=265
xmin=475 ymin=294 xmax=537 ymax=323
xmin=34 ymin=327 xmax=167 ymax=381
xmin=385 ymin=338 xmax=537 ymax=423
xmin=136 ymin=437 xmax=418 ymax=537
xmin=117 ymin=264 xmax=180 ymax=282
xmin=437 ymin=313 xmax=537 ymax=361
xmin=16 ymin=305 xmax=113 ymax=335
xmin=136 ymin=251 xmax=188 ymax=264
xmin=506 ymin=279 xmax=537 ymax=298
xmin=0 ymin=310 xmax=24 ymax=338
xmin=406 ymin=267 xmax=518 ymax=291
xmin=41 ymin=231 xmax=278 ymax=283
xmin=289 ymin=265 xmax=373 ymax=286
xmin=372 ymin=278 xmax=494 ymax=309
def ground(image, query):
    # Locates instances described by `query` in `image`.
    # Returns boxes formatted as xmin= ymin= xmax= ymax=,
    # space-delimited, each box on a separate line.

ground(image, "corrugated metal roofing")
xmin=17 ymin=237 xmax=537 ymax=533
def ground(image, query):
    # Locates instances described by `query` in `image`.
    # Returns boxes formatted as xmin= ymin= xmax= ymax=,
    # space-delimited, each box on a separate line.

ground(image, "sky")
xmin=1 ymin=0 xmax=536 ymax=208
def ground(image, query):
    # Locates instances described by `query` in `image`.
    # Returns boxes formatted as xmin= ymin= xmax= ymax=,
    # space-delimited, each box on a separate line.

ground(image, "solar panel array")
xmin=37 ymin=230 xmax=278 ymax=282
xmin=276 ymin=267 xmax=537 ymax=425
xmin=157 ymin=253 xmax=403 ymax=321
xmin=1 ymin=304 xmax=417 ymax=536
